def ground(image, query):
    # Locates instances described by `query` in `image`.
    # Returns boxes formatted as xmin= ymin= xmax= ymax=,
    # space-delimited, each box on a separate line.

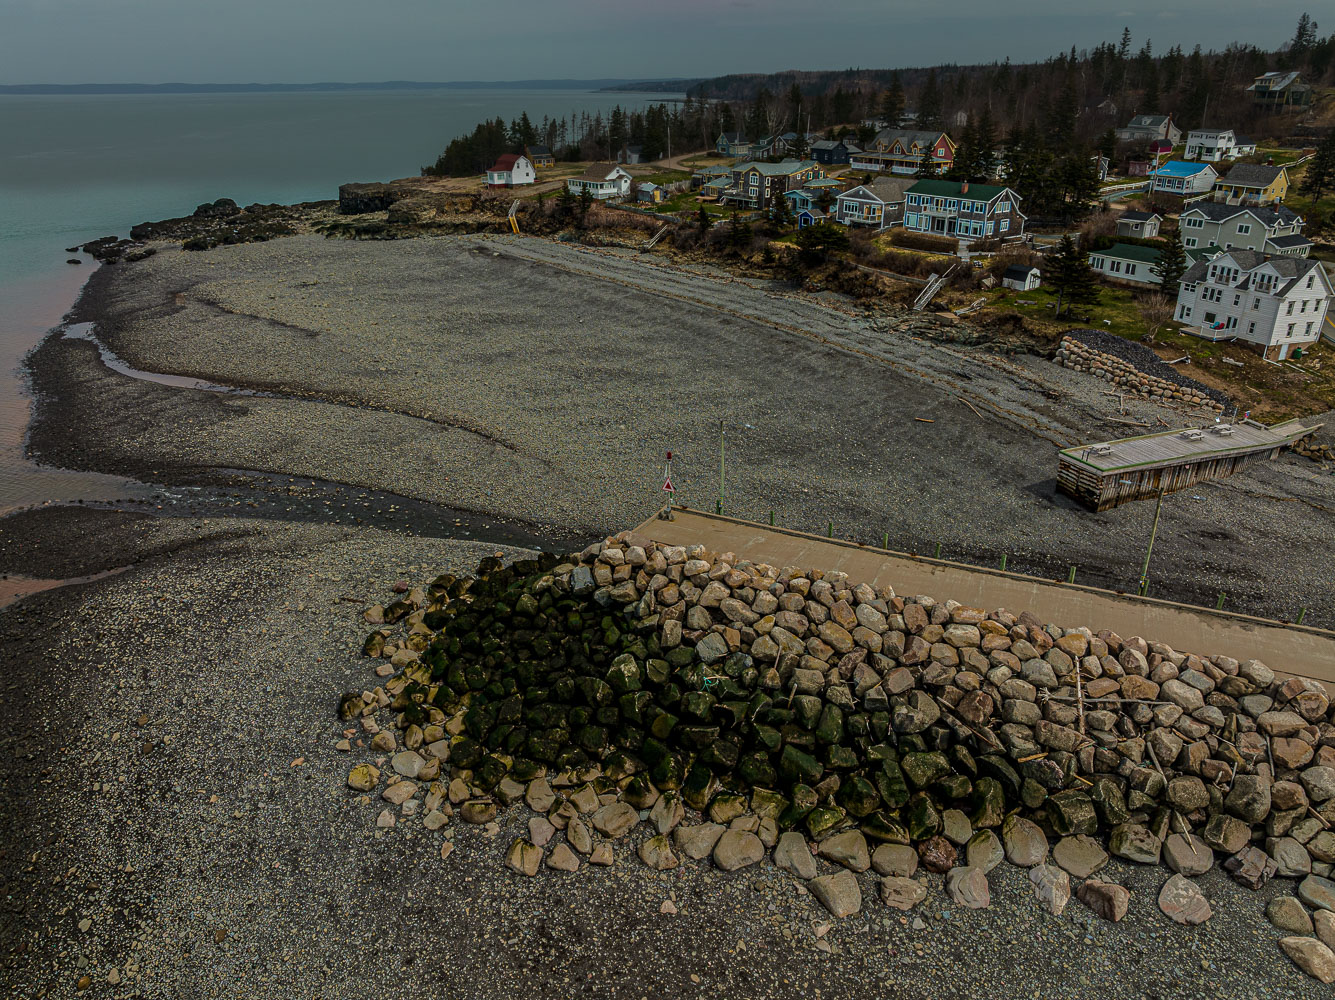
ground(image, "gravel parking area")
xmin=0 ymin=507 xmax=1329 ymax=1000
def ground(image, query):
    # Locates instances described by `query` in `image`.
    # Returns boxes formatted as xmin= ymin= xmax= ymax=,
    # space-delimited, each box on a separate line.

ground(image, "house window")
xmin=1091 ymin=257 xmax=1104 ymax=269
xmin=1307 ymin=275 xmax=1315 ymax=288
xmin=986 ymin=222 xmax=994 ymax=234
xmin=1288 ymin=324 xmax=1296 ymax=335
xmin=1307 ymin=322 xmax=1314 ymax=335
xmin=1180 ymin=305 xmax=1192 ymax=319
xmin=1204 ymin=312 xmax=1217 ymax=324
xmin=1233 ymin=294 xmax=1241 ymax=306
xmin=1237 ymin=224 xmax=1251 ymax=235
xmin=1287 ymin=301 xmax=1295 ymax=315
xmin=1127 ymin=264 xmax=1138 ymax=275
xmin=1248 ymin=321 xmax=1256 ymax=334
xmin=1253 ymin=298 xmax=1261 ymax=309
xmin=1185 ymin=237 xmax=1198 ymax=248
xmin=1110 ymin=261 xmax=1122 ymax=273
xmin=1184 ymin=217 xmax=1203 ymax=228
xmin=1000 ymin=219 xmax=1010 ymax=232
xmin=1302 ymin=300 xmax=1308 ymax=313
xmin=997 ymin=201 xmax=1010 ymax=212
xmin=906 ymin=213 xmax=918 ymax=228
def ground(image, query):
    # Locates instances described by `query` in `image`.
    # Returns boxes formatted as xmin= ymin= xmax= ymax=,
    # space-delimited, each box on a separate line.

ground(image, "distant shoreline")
xmin=0 ymin=79 xmax=679 ymax=96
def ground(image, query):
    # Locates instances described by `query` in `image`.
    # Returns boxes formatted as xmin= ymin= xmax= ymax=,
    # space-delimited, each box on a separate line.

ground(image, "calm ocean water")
xmin=0 ymin=88 xmax=668 ymax=512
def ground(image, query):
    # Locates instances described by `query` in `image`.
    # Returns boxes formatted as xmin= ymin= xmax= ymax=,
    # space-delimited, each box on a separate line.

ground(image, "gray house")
xmin=1178 ymin=202 xmax=1310 ymax=257
xmin=811 ymin=139 xmax=860 ymax=165
xmin=1116 ymin=211 xmax=1162 ymax=239
xmin=1116 ymin=114 xmax=1182 ymax=144
xmin=834 ymin=177 xmax=912 ymax=230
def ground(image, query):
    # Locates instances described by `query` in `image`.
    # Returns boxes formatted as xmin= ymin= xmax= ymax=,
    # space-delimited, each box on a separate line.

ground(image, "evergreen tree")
xmin=729 ymin=211 xmax=752 ymax=248
xmin=1098 ymin=128 xmax=1118 ymax=163
xmin=697 ymin=207 xmax=713 ymax=234
xmin=917 ymin=69 xmax=944 ymax=131
xmin=794 ymin=222 xmax=850 ymax=264
xmin=974 ymin=107 xmax=997 ymax=179
xmin=1151 ymin=228 xmax=1189 ymax=297
xmin=1049 ymin=235 xmax=1100 ymax=318
xmin=880 ymin=72 xmax=905 ymax=126
xmin=1118 ymin=27 xmax=1132 ymax=62
xmin=1142 ymin=63 xmax=1161 ymax=116
xmin=772 ymin=194 xmax=794 ymax=227
xmin=1301 ymin=130 xmax=1335 ymax=201
xmin=915 ymin=149 xmax=936 ymax=178
xmin=1292 ymin=13 xmax=1320 ymax=56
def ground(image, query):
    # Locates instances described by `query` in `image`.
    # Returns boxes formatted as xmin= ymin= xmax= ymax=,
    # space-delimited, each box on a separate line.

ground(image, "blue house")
xmin=784 ymin=188 xmax=820 ymax=213
xmin=796 ymin=208 xmax=827 ymax=228
xmin=1148 ymin=160 xmax=1218 ymax=196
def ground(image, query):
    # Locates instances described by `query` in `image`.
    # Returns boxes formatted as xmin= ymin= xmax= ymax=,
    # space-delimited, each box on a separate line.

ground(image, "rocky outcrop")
xmin=338 ymin=182 xmax=409 ymax=214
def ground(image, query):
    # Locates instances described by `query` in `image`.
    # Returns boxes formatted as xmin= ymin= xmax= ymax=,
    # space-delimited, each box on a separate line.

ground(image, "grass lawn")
xmin=1256 ymin=147 xmax=1308 ymax=166
xmin=635 ymin=168 xmax=692 ymax=186
xmin=980 ymin=283 xmax=1149 ymax=341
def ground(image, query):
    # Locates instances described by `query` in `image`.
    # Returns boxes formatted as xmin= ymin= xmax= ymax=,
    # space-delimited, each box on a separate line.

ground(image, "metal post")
xmin=827 ymin=521 xmax=833 ymax=538
xmin=1216 ymin=592 xmax=1226 ymax=611
xmin=1297 ymin=607 xmax=1308 ymax=626
xmin=1068 ymin=565 xmax=1077 ymax=584
xmin=882 ymin=531 xmax=888 ymax=550
xmin=999 ymin=554 xmax=1008 ymax=572
xmin=934 ymin=542 xmax=942 ymax=559
xmin=717 ymin=419 xmax=725 ymax=515
xmin=1138 ymin=486 xmax=1166 ymax=596
xmin=769 ymin=509 xmax=775 ymax=526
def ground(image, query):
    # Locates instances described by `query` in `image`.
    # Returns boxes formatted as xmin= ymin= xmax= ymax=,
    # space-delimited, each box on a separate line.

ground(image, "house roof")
xmin=1120 ymin=211 xmax=1162 ymax=223
xmin=637 ymin=181 xmax=660 ymax=192
xmin=719 ymin=132 xmax=748 ymax=143
xmin=798 ymin=207 xmax=828 ymax=220
xmin=805 ymin=178 xmax=845 ymax=188
xmin=1186 ymin=245 xmax=1224 ymax=263
xmin=1151 ymin=160 xmax=1213 ymax=178
xmin=736 ymin=159 xmax=819 ymax=176
xmin=840 ymin=177 xmax=913 ymax=204
xmin=488 ymin=153 xmax=525 ymax=172
xmin=1127 ymin=114 xmax=1171 ymax=128
xmin=1186 ymin=128 xmax=1234 ymax=138
xmin=527 ymin=145 xmax=552 ymax=156
xmin=1266 ymin=233 xmax=1314 ymax=249
xmin=811 ymin=139 xmax=849 ymax=150
xmin=1182 ymin=202 xmax=1304 ymax=227
xmin=1182 ymin=249 xmax=1323 ymax=286
xmin=1096 ymin=243 xmax=1164 ymax=264
xmin=870 ymin=128 xmax=951 ymax=150
xmin=578 ymin=162 xmax=627 ymax=182
xmin=1234 ymin=135 xmax=1254 ymax=145
xmin=1249 ymin=71 xmax=1302 ymax=91
xmin=1149 ymin=140 xmax=1174 ymax=152
xmin=1220 ymin=163 xmax=1286 ymax=189
xmin=907 ymin=179 xmax=1012 ymax=202
xmin=1003 ymin=265 xmax=1039 ymax=280
xmin=702 ymin=177 xmax=731 ymax=190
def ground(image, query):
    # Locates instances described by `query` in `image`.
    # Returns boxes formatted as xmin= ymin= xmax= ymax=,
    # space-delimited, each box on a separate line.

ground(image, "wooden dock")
xmin=633 ymin=508 xmax=1335 ymax=685
xmin=1058 ymin=418 xmax=1320 ymax=511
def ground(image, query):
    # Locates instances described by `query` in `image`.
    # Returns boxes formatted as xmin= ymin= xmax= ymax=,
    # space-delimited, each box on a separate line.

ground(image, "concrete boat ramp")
xmin=633 ymin=507 xmax=1335 ymax=685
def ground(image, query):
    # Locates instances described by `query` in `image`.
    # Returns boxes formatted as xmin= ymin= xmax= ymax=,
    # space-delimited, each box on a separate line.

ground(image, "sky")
xmin=0 ymin=0 xmax=1317 ymax=84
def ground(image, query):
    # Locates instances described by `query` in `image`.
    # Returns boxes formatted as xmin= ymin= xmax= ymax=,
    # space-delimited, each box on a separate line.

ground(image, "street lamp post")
xmin=1122 ymin=479 xmax=1167 ymax=596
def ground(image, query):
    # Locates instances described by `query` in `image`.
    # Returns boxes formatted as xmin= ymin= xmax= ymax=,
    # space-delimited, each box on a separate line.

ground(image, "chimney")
xmin=961 ymin=180 xmax=969 ymax=195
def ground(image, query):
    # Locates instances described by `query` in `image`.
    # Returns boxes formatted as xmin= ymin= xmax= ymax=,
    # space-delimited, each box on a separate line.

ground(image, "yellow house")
xmin=1215 ymin=163 xmax=1289 ymax=205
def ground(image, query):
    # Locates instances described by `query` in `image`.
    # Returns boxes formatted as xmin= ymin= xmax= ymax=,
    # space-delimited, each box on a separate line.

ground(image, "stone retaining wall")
xmin=1055 ymin=335 xmax=1226 ymax=412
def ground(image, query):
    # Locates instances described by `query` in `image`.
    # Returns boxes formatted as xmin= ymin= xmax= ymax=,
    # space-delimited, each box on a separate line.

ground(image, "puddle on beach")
xmin=0 ymin=566 xmax=131 ymax=610
xmin=61 ymin=322 xmax=272 ymax=396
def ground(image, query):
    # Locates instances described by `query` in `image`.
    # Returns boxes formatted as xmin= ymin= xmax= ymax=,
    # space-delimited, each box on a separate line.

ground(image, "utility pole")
xmin=717 ymin=420 xmax=725 ymax=515
xmin=1137 ymin=484 xmax=1167 ymax=596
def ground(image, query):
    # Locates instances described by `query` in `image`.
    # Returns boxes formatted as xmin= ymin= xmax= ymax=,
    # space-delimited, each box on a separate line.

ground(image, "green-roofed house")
xmin=903 ymin=179 xmax=1026 ymax=241
xmin=1088 ymin=242 xmax=1224 ymax=288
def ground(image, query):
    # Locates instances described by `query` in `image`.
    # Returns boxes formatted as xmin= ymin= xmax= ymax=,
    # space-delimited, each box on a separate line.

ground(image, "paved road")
xmin=636 ymin=508 xmax=1335 ymax=683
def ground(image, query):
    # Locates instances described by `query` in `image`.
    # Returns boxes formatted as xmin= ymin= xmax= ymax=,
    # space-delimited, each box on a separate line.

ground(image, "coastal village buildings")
xmin=1215 ymin=164 xmax=1289 ymax=205
xmin=1116 ymin=114 xmax=1181 ymax=144
xmin=1183 ymin=129 xmax=1239 ymax=162
xmin=1116 ymin=211 xmax=1162 ymax=239
xmin=565 ymin=163 xmax=632 ymax=200
xmin=1088 ymin=243 xmax=1164 ymax=287
xmin=524 ymin=145 xmax=555 ymax=167
xmin=1149 ymin=160 xmax=1218 ymax=195
xmin=1247 ymin=71 xmax=1314 ymax=110
xmin=902 ymin=179 xmax=1025 ymax=240
xmin=1179 ymin=202 xmax=1311 ymax=256
xmin=833 ymin=177 xmax=912 ymax=230
xmin=718 ymin=160 xmax=824 ymax=210
xmin=850 ymin=129 xmax=955 ymax=175
xmin=485 ymin=154 xmax=535 ymax=187
xmin=1174 ymin=251 xmax=1333 ymax=358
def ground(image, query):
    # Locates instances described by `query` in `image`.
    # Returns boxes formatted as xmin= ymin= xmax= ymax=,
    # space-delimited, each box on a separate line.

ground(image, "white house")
xmin=1116 ymin=114 xmax=1182 ymax=144
xmin=1001 ymin=265 xmax=1041 ymax=291
xmin=1183 ymin=129 xmax=1238 ymax=163
xmin=485 ymin=154 xmax=535 ymax=187
xmin=1149 ymin=160 xmax=1218 ymax=196
xmin=566 ymin=162 xmax=632 ymax=200
xmin=1178 ymin=202 xmax=1310 ymax=257
xmin=1088 ymin=243 xmax=1163 ymax=287
xmin=1116 ymin=211 xmax=1162 ymax=239
xmin=833 ymin=177 xmax=911 ymax=230
xmin=1174 ymin=250 xmax=1333 ymax=359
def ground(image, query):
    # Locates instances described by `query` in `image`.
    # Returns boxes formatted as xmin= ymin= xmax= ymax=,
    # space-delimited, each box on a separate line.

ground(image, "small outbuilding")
xmin=1002 ymin=265 xmax=1041 ymax=291
xmin=636 ymin=182 xmax=665 ymax=204
xmin=1117 ymin=210 xmax=1162 ymax=239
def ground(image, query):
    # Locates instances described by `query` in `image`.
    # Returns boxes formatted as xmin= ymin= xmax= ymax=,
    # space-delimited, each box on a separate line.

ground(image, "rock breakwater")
xmin=344 ymin=534 xmax=1335 ymax=977
xmin=1055 ymin=335 xmax=1226 ymax=412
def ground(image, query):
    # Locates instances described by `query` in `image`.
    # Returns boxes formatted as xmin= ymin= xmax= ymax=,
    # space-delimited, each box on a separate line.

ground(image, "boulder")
xmin=1158 ymin=874 xmax=1212 ymax=925
xmin=945 ymin=866 xmax=991 ymax=909
xmin=1077 ymin=879 xmax=1130 ymax=922
xmin=810 ymin=870 xmax=863 ymax=918
xmin=774 ymin=831 xmax=817 ymax=879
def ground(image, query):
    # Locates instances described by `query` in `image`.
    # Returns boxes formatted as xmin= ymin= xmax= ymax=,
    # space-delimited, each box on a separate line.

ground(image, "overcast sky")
xmin=0 ymin=0 xmax=1316 ymax=84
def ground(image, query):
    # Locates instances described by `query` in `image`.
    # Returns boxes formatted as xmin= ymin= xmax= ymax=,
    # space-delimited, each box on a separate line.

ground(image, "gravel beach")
xmin=0 ymin=507 xmax=1330 ymax=1000
xmin=27 ymin=232 xmax=1335 ymax=626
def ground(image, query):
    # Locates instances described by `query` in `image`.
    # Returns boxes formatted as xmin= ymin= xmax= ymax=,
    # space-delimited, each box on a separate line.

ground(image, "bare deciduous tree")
xmin=1138 ymin=293 xmax=1176 ymax=342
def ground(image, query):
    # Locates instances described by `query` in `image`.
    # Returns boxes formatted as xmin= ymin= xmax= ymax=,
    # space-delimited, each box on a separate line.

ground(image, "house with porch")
xmin=1183 ymin=129 xmax=1238 ymax=162
xmin=1148 ymin=160 xmax=1218 ymax=196
xmin=718 ymin=160 xmax=824 ymax=210
xmin=692 ymin=164 xmax=732 ymax=190
xmin=1178 ymin=202 xmax=1310 ymax=256
xmin=1174 ymin=250 xmax=1332 ymax=358
xmin=1116 ymin=211 xmax=1162 ymax=239
xmin=485 ymin=153 xmax=535 ymax=187
xmin=1247 ymin=72 xmax=1313 ymax=111
xmin=902 ymin=179 xmax=1025 ymax=241
xmin=1116 ymin=114 xmax=1181 ymax=144
xmin=617 ymin=145 xmax=644 ymax=165
xmin=833 ymin=177 xmax=912 ymax=230
xmin=1214 ymin=164 xmax=1289 ymax=206
xmin=715 ymin=132 xmax=753 ymax=157
xmin=850 ymin=129 xmax=955 ymax=175
xmin=1090 ymin=243 xmax=1222 ymax=288
xmin=565 ymin=162 xmax=632 ymax=200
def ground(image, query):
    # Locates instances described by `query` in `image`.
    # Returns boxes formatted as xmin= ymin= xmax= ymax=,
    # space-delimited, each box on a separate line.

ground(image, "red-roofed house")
xmin=486 ymin=154 xmax=535 ymax=187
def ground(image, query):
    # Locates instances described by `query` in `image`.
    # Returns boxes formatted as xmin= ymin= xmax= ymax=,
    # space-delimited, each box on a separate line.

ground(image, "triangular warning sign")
xmin=662 ymin=478 xmax=675 ymax=492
